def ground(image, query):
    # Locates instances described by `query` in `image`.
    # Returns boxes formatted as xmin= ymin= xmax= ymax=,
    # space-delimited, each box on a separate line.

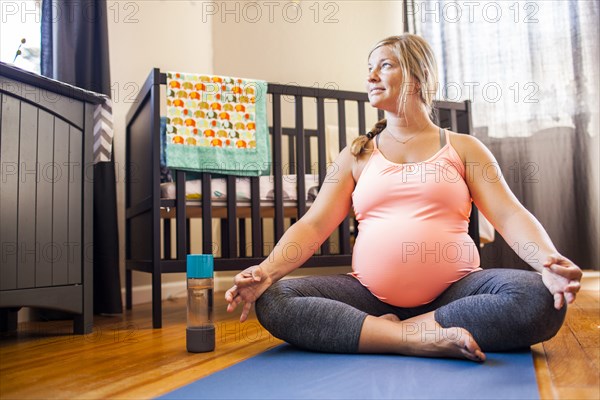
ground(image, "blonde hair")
xmin=351 ymin=34 xmax=439 ymax=156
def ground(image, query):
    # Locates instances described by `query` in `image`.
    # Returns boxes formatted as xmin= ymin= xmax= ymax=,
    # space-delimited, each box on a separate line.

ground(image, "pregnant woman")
xmin=225 ymin=33 xmax=582 ymax=362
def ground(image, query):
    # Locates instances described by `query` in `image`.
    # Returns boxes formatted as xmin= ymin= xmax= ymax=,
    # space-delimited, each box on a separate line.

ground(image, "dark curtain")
xmin=413 ymin=1 xmax=599 ymax=270
xmin=41 ymin=0 xmax=123 ymax=313
xmin=40 ymin=0 xmax=53 ymax=77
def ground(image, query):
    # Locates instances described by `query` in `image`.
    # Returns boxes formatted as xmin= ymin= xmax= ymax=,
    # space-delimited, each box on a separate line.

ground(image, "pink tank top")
xmin=350 ymin=129 xmax=481 ymax=307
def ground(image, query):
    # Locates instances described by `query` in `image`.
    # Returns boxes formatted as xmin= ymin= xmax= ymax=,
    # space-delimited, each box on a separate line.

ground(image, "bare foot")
xmin=398 ymin=317 xmax=486 ymax=362
xmin=358 ymin=311 xmax=486 ymax=362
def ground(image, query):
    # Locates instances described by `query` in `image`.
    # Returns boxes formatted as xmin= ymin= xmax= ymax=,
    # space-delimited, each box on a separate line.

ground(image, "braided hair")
xmin=350 ymin=119 xmax=387 ymax=156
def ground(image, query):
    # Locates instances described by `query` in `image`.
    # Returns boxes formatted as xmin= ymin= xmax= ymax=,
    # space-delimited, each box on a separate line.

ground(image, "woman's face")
xmin=366 ymin=45 xmax=407 ymax=113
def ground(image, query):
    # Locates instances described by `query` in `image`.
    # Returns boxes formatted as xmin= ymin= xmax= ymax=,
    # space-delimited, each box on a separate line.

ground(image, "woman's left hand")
xmin=541 ymin=253 xmax=582 ymax=309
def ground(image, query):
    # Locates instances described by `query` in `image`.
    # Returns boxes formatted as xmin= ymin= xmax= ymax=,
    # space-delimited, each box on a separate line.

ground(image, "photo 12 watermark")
xmin=0 ymin=1 xmax=140 ymax=24
xmin=1 ymin=241 xmax=95 ymax=264
xmin=217 ymin=321 xmax=278 ymax=344
xmin=407 ymin=1 xmax=540 ymax=24
xmin=197 ymin=1 xmax=340 ymax=24
xmin=0 ymin=161 xmax=142 ymax=185
xmin=438 ymin=81 xmax=539 ymax=104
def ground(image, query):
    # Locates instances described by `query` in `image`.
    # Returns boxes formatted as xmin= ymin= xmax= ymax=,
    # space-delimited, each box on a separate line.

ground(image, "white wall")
xmin=213 ymin=0 xmax=402 ymax=161
xmin=107 ymin=0 xmax=213 ymax=295
xmin=213 ymin=0 xmax=403 ymax=91
xmin=107 ymin=0 xmax=405 ymax=303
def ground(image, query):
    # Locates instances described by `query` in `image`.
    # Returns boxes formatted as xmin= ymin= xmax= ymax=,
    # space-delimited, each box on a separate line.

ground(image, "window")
xmin=0 ymin=0 xmax=42 ymax=73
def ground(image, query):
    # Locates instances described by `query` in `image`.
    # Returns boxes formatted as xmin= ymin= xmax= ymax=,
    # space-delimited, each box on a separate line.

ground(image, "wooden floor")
xmin=1 ymin=273 xmax=598 ymax=400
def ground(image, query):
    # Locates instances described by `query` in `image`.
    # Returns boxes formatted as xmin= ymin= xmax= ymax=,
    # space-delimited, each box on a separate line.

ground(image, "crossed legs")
xmin=254 ymin=269 xmax=566 ymax=361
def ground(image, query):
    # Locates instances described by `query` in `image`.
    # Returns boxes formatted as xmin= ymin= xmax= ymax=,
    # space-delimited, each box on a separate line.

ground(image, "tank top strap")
xmin=374 ymin=131 xmax=381 ymax=149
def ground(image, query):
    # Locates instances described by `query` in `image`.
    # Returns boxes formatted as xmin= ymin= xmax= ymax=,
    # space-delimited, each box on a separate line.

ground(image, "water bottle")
xmin=186 ymin=254 xmax=215 ymax=353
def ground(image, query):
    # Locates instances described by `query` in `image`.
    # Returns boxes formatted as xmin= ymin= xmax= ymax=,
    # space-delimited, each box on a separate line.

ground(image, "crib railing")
xmin=125 ymin=68 xmax=479 ymax=328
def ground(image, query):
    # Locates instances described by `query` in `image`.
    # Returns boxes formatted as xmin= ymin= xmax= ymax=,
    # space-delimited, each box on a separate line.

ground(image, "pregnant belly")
xmin=351 ymin=220 xmax=480 ymax=307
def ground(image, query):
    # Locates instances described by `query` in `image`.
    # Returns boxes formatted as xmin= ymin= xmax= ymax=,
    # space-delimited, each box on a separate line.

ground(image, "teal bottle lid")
xmin=187 ymin=254 xmax=214 ymax=279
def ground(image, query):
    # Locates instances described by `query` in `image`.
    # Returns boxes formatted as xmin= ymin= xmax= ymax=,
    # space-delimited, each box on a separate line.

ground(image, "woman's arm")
xmin=259 ymin=146 xmax=356 ymax=281
xmin=454 ymin=134 xmax=582 ymax=307
xmin=455 ymin=135 xmax=554 ymax=271
xmin=225 ymin=146 xmax=356 ymax=321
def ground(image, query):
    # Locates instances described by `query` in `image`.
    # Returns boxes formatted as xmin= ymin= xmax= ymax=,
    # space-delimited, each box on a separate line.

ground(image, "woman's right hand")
xmin=225 ymin=264 xmax=273 ymax=322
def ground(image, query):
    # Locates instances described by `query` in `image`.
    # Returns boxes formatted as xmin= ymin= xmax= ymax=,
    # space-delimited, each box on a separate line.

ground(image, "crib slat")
xmin=358 ymin=101 xmax=366 ymax=136
xmin=225 ymin=176 xmax=237 ymax=258
xmin=201 ymin=173 xmax=213 ymax=254
xmin=151 ymin=70 xmax=163 ymax=328
xmin=337 ymin=99 xmax=347 ymax=150
xmin=238 ymin=219 xmax=246 ymax=257
xmin=337 ymin=99 xmax=351 ymax=255
xmin=175 ymin=170 xmax=186 ymax=260
xmin=186 ymin=219 xmax=191 ymax=255
xmin=463 ymin=101 xmax=473 ymax=134
xmin=305 ymin=135 xmax=312 ymax=172
xmin=316 ymin=97 xmax=330 ymax=256
xmin=450 ymin=109 xmax=458 ymax=132
xmin=250 ymin=177 xmax=262 ymax=257
xmin=295 ymin=96 xmax=306 ymax=218
xmin=316 ymin=98 xmax=327 ymax=186
xmin=272 ymin=94 xmax=284 ymax=242
xmin=288 ymin=133 xmax=295 ymax=169
xmin=220 ymin=218 xmax=228 ymax=258
xmin=163 ymin=219 xmax=171 ymax=259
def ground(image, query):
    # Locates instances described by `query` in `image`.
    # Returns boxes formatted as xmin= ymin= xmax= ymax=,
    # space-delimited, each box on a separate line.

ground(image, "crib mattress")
xmin=160 ymin=174 xmax=320 ymax=206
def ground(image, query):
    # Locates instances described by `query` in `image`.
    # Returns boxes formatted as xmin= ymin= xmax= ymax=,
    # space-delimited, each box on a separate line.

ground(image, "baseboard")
xmin=122 ymin=274 xmax=237 ymax=306
xmin=15 ymin=275 xmax=238 ymax=323
xmin=123 ymin=266 xmax=352 ymax=306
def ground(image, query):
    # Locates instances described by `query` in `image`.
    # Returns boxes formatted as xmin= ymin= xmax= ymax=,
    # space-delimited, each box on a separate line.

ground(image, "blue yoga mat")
xmin=159 ymin=344 xmax=539 ymax=400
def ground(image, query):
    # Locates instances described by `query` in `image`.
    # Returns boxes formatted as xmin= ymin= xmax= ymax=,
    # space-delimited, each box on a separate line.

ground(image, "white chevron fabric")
xmin=93 ymin=98 xmax=114 ymax=162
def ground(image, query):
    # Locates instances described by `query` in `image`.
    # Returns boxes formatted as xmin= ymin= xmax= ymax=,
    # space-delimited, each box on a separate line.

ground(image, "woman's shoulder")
xmin=446 ymin=130 xmax=488 ymax=165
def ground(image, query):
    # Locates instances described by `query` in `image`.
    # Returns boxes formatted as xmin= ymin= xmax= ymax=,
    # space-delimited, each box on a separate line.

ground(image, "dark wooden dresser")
xmin=0 ymin=62 xmax=102 ymax=334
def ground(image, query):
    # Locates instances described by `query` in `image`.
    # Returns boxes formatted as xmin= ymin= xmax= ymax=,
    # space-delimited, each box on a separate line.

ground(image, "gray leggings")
xmin=255 ymin=269 xmax=566 ymax=353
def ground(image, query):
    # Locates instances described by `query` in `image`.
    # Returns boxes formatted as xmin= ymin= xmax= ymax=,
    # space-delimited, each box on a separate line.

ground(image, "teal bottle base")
xmin=187 ymin=326 xmax=215 ymax=353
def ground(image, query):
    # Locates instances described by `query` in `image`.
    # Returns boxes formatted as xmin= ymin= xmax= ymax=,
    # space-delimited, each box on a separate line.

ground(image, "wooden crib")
xmin=125 ymin=68 xmax=480 ymax=328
